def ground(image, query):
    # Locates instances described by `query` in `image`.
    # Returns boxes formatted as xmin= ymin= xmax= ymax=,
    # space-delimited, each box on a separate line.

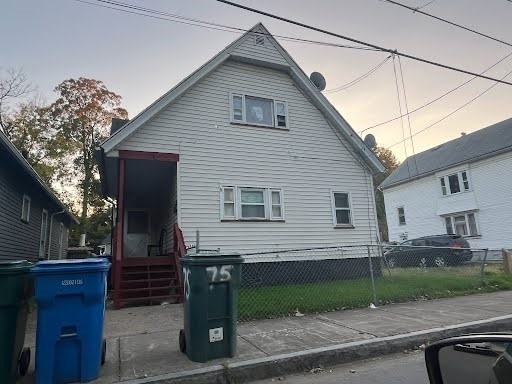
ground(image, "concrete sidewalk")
xmin=22 ymin=290 xmax=512 ymax=384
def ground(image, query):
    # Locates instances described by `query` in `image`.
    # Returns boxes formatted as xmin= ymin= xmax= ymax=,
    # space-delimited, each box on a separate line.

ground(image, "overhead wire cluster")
xmin=216 ymin=0 xmax=512 ymax=158
xmin=75 ymin=0 xmax=511 ymax=161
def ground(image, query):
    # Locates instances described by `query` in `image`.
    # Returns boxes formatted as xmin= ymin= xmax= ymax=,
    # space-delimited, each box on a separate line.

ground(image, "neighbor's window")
xmin=331 ymin=192 xmax=353 ymax=227
xmin=221 ymin=186 xmax=284 ymax=221
xmin=444 ymin=212 xmax=478 ymax=237
xmin=21 ymin=195 xmax=31 ymax=222
xmin=439 ymin=170 xmax=470 ymax=195
xmin=397 ymin=207 xmax=406 ymax=225
xmin=230 ymin=93 xmax=288 ymax=128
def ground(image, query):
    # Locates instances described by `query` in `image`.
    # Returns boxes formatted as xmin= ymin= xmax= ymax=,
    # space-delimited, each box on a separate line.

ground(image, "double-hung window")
xmin=221 ymin=186 xmax=284 ymax=221
xmin=331 ymin=192 xmax=353 ymax=227
xmin=444 ymin=212 xmax=478 ymax=237
xmin=21 ymin=195 xmax=31 ymax=222
xmin=397 ymin=207 xmax=406 ymax=225
xmin=230 ymin=93 xmax=288 ymax=129
xmin=439 ymin=170 xmax=470 ymax=196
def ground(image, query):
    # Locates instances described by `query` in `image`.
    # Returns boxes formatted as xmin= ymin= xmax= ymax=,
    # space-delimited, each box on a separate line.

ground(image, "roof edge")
xmin=0 ymin=130 xmax=79 ymax=224
xmin=381 ymin=145 xmax=512 ymax=190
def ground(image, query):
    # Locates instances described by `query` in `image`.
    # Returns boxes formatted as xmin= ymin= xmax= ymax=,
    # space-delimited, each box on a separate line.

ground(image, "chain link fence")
xmin=237 ymin=245 xmax=512 ymax=322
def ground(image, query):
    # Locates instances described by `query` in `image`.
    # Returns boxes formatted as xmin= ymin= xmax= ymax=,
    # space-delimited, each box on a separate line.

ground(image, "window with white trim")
xmin=331 ymin=192 xmax=353 ymax=227
xmin=439 ymin=170 xmax=470 ymax=196
xmin=230 ymin=93 xmax=288 ymax=129
xmin=444 ymin=212 xmax=478 ymax=237
xmin=221 ymin=186 xmax=284 ymax=221
xmin=21 ymin=195 xmax=31 ymax=222
xmin=397 ymin=207 xmax=406 ymax=225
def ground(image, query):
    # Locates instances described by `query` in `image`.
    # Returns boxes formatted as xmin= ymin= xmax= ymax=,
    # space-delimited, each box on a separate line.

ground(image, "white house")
xmin=381 ymin=118 xmax=512 ymax=251
xmin=96 ymin=23 xmax=385 ymax=308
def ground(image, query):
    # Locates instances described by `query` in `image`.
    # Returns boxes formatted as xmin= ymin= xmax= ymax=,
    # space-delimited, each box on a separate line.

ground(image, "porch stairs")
xmin=113 ymin=224 xmax=186 ymax=309
xmin=119 ymin=256 xmax=182 ymax=306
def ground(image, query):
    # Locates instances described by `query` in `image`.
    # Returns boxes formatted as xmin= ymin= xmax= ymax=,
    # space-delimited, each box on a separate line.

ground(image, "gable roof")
xmin=0 ymin=129 xmax=79 ymax=224
xmin=100 ymin=23 xmax=385 ymax=175
xmin=380 ymin=117 xmax=512 ymax=189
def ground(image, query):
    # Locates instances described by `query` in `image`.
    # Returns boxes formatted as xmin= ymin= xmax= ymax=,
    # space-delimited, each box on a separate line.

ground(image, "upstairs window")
xmin=221 ymin=186 xmax=284 ymax=221
xmin=397 ymin=207 xmax=406 ymax=225
xmin=21 ymin=195 xmax=31 ymax=223
xmin=230 ymin=93 xmax=288 ymax=129
xmin=331 ymin=192 xmax=353 ymax=227
xmin=439 ymin=170 xmax=470 ymax=196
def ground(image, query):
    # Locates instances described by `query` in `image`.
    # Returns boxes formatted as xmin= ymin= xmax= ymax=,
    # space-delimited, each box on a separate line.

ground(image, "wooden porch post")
xmin=114 ymin=158 xmax=125 ymax=309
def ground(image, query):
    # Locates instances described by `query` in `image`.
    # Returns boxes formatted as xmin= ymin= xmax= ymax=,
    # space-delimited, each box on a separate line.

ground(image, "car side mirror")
xmin=425 ymin=334 xmax=512 ymax=384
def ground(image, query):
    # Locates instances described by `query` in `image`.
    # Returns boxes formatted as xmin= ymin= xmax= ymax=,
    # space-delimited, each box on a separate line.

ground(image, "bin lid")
xmin=0 ymin=260 xmax=33 ymax=274
xmin=32 ymin=258 xmax=110 ymax=274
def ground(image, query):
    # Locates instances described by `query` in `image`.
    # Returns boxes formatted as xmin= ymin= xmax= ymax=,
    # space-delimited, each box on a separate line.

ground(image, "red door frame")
xmin=113 ymin=150 xmax=179 ymax=309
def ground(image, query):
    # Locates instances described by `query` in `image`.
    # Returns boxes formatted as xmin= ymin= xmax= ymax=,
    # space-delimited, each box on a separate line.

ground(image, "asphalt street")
xmin=252 ymin=350 xmax=429 ymax=384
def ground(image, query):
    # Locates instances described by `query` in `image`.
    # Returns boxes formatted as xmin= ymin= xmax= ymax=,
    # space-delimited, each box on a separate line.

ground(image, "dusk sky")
xmin=3 ymin=0 xmax=511 ymax=160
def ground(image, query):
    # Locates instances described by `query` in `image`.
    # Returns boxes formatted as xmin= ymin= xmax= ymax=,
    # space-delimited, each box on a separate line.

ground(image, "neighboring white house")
xmin=97 ymin=23 xmax=385 ymax=257
xmin=381 ymin=118 xmax=512 ymax=251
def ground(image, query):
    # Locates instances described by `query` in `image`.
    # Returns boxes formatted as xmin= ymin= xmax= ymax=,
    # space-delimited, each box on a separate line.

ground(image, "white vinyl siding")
xmin=230 ymin=28 xmax=289 ymax=66
xmin=221 ymin=186 xmax=284 ymax=221
xmin=21 ymin=194 xmax=31 ymax=222
xmin=117 ymin=61 xmax=378 ymax=252
xmin=384 ymin=151 xmax=512 ymax=250
xmin=230 ymin=93 xmax=288 ymax=129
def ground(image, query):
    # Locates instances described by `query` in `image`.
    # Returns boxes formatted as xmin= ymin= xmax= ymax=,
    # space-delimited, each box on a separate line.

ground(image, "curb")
xmin=122 ymin=314 xmax=512 ymax=384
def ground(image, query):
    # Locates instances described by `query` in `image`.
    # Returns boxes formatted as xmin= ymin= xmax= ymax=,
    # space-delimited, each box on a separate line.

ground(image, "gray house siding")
xmin=0 ymin=150 xmax=71 ymax=262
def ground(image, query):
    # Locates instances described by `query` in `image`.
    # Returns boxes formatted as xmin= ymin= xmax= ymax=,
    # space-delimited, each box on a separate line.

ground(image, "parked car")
xmin=384 ymin=234 xmax=473 ymax=268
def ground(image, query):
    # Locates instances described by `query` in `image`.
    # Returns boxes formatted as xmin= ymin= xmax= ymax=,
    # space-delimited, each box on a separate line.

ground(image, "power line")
xmin=397 ymin=55 xmax=419 ymax=176
xmin=391 ymin=55 xmax=412 ymax=178
xmin=324 ymin=55 xmax=391 ymax=93
xmin=217 ymin=0 xmax=512 ymax=86
xmin=74 ymin=0 xmax=379 ymax=52
xmin=361 ymin=50 xmax=512 ymax=133
xmin=381 ymin=0 xmax=512 ymax=48
xmin=416 ymin=0 xmax=437 ymax=11
xmin=387 ymin=66 xmax=512 ymax=150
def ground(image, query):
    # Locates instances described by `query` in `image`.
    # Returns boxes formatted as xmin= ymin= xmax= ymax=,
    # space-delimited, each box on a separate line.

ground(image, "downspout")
xmin=47 ymin=209 xmax=66 ymax=260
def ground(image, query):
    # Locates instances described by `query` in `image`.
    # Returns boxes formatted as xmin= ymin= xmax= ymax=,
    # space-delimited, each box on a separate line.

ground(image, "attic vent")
xmin=254 ymin=35 xmax=265 ymax=46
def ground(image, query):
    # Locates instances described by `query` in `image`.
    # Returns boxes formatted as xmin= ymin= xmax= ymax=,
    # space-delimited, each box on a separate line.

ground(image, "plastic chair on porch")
xmin=147 ymin=228 xmax=166 ymax=256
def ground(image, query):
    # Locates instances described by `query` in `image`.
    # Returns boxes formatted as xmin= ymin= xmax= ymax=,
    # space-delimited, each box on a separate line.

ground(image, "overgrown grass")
xmin=238 ymin=264 xmax=512 ymax=321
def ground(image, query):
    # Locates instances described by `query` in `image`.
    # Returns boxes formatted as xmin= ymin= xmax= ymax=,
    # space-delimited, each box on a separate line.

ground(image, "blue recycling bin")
xmin=32 ymin=259 xmax=110 ymax=383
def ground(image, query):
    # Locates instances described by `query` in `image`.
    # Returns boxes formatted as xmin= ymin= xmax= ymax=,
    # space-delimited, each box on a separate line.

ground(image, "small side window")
xmin=270 ymin=189 xmax=283 ymax=220
xmin=275 ymin=101 xmax=288 ymax=128
xmin=222 ymin=187 xmax=236 ymax=219
xmin=232 ymin=94 xmax=243 ymax=121
xmin=440 ymin=178 xmax=447 ymax=196
xmin=397 ymin=207 xmax=406 ymax=225
xmin=21 ymin=195 xmax=31 ymax=223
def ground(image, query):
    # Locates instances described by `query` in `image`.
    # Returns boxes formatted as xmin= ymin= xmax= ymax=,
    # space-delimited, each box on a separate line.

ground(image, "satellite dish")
xmin=310 ymin=72 xmax=326 ymax=91
xmin=364 ymin=134 xmax=377 ymax=148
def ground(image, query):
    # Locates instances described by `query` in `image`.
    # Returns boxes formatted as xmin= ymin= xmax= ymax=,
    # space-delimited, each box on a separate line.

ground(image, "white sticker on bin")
xmin=209 ymin=327 xmax=224 ymax=343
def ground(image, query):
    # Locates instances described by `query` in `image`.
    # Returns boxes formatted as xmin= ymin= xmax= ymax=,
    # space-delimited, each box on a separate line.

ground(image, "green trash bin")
xmin=179 ymin=252 xmax=243 ymax=363
xmin=0 ymin=260 xmax=33 ymax=384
